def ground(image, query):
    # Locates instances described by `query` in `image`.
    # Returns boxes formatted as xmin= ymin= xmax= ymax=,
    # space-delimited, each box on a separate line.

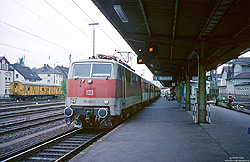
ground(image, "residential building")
xmin=233 ymin=72 xmax=250 ymax=101
xmin=55 ymin=65 xmax=69 ymax=80
xmin=218 ymin=57 xmax=250 ymax=99
xmin=11 ymin=64 xmax=42 ymax=83
xmin=35 ymin=64 xmax=63 ymax=85
xmin=0 ymin=56 xmax=14 ymax=98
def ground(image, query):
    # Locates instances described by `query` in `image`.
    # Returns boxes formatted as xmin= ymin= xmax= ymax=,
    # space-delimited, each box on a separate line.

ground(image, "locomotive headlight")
xmin=72 ymin=99 xmax=76 ymax=104
xmin=64 ymin=107 xmax=73 ymax=117
xmin=87 ymin=79 xmax=93 ymax=84
xmin=104 ymin=100 xmax=109 ymax=105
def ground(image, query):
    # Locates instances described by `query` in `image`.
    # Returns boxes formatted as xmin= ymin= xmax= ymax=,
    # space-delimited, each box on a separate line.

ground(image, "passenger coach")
xmin=10 ymin=81 xmax=62 ymax=100
xmin=64 ymin=57 xmax=160 ymax=128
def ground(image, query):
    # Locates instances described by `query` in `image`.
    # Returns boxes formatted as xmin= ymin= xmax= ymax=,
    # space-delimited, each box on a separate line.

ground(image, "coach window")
xmin=42 ymin=88 xmax=44 ymax=91
xmin=125 ymin=70 xmax=131 ymax=82
xmin=23 ymin=86 xmax=25 ymax=91
xmin=131 ymin=74 xmax=136 ymax=83
xmin=73 ymin=64 xmax=91 ymax=78
xmin=28 ymin=86 xmax=30 ymax=91
xmin=92 ymin=64 xmax=111 ymax=77
xmin=137 ymin=76 xmax=141 ymax=85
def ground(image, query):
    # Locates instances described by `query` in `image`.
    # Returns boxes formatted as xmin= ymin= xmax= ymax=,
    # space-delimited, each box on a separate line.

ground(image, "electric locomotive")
xmin=64 ymin=57 xmax=160 ymax=128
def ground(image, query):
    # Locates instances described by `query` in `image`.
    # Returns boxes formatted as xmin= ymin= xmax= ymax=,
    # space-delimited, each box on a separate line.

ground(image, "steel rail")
xmin=2 ymin=129 xmax=105 ymax=162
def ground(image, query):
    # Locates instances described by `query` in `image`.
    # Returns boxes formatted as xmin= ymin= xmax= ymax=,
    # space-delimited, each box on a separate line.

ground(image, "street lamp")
xmin=89 ymin=23 xmax=99 ymax=58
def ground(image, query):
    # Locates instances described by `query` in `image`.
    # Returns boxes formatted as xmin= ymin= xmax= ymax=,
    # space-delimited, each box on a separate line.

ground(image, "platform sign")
xmin=153 ymin=75 xmax=172 ymax=81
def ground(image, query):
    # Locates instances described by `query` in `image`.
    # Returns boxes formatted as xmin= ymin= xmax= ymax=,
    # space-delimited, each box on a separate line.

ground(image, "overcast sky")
xmin=0 ymin=0 xmax=148 ymax=69
xmin=0 ymin=0 xmax=249 ymax=80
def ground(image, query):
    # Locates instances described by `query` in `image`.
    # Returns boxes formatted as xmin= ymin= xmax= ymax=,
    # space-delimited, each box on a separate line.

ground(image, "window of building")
xmin=2 ymin=60 xmax=5 ymax=69
xmin=16 ymin=74 xmax=19 ymax=78
xmin=6 ymin=64 xmax=8 ymax=70
xmin=47 ymin=80 xmax=50 ymax=83
xmin=0 ymin=63 xmax=1 ymax=69
xmin=48 ymin=74 xmax=51 ymax=77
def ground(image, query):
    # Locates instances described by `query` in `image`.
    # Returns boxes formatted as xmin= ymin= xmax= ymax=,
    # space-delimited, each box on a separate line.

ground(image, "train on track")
xmin=64 ymin=56 xmax=160 ymax=129
xmin=9 ymin=81 xmax=62 ymax=100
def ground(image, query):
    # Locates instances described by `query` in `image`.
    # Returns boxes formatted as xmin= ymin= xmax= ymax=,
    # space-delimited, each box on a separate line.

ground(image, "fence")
xmin=192 ymin=103 xmax=210 ymax=123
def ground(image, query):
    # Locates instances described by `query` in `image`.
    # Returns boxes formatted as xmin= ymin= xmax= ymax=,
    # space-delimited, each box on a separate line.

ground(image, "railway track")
xmin=0 ymin=100 xmax=73 ymax=161
xmin=0 ymin=105 xmax=64 ymax=120
xmin=0 ymin=98 xmax=148 ymax=161
xmin=2 ymin=129 xmax=105 ymax=162
xmin=0 ymin=111 xmax=64 ymax=134
xmin=0 ymin=102 xmax=64 ymax=113
xmin=0 ymin=99 xmax=64 ymax=108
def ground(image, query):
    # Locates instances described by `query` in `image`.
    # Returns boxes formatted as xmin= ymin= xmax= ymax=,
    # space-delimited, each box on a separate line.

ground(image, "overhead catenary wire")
xmin=0 ymin=20 xmax=83 ymax=56
xmin=71 ymin=0 xmax=123 ymax=50
xmin=44 ymin=0 xmax=91 ymax=40
xmin=11 ymin=0 xmax=89 ymax=45
xmin=63 ymin=0 xmax=117 ymax=53
xmin=1 ymin=42 xmax=50 ymax=57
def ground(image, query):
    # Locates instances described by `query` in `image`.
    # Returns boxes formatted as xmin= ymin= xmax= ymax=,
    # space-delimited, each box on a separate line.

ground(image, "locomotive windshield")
xmin=92 ymin=64 xmax=111 ymax=77
xmin=73 ymin=64 xmax=91 ymax=77
xmin=72 ymin=63 xmax=111 ymax=78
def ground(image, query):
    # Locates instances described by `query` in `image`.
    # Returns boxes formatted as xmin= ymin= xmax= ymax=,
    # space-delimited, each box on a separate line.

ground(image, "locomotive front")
xmin=64 ymin=60 xmax=119 ymax=128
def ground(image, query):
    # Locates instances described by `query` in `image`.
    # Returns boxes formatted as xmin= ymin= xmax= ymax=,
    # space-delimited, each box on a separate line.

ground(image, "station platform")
xmin=70 ymin=97 xmax=250 ymax=162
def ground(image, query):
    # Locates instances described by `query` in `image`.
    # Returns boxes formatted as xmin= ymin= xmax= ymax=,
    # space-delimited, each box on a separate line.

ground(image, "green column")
xmin=198 ymin=41 xmax=207 ymax=123
xmin=177 ymin=80 xmax=181 ymax=104
xmin=185 ymin=73 xmax=191 ymax=111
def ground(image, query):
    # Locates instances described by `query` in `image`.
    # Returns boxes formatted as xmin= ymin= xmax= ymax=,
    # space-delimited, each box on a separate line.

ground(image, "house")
xmin=55 ymin=65 xmax=69 ymax=80
xmin=218 ymin=57 xmax=250 ymax=98
xmin=233 ymin=72 xmax=250 ymax=101
xmin=0 ymin=56 xmax=14 ymax=98
xmin=11 ymin=64 xmax=42 ymax=82
xmin=35 ymin=64 xmax=63 ymax=85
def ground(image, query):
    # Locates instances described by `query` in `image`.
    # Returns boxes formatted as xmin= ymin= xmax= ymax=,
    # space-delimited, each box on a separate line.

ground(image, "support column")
xmin=180 ymin=80 xmax=183 ymax=105
xmin=198 ymin=41 xmax=207 ymax=123
xmin=177 ymin=80 xmax=181 ymax=104
xmin=185 ymin=72 xmax=191 ymax=111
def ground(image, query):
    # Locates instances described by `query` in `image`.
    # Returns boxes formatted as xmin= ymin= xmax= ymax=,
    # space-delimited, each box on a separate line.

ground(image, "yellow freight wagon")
xmin=10 ymin=81 xmax=62 ymax=100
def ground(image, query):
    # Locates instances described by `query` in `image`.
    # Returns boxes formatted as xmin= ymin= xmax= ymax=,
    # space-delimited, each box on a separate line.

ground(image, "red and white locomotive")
xmin=64 ymin=56 xmax=160 ymax=128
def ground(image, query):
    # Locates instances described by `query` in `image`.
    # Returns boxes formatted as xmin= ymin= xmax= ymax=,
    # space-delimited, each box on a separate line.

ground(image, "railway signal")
xmin=137 ymin=44 xmax=158 ymax=64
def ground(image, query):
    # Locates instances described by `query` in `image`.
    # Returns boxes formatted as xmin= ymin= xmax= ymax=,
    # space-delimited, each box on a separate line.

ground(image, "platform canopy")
xmin=91 ymin=0 xmax=250 ymax=86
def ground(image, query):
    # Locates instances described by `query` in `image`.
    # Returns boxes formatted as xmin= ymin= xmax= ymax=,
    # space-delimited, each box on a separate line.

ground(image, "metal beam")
xmin=138 ymin=0 xmax=151 ymax=38
xmin=125 ymin=35 xmax=200 ymax=50
xmin=199 ymin=0 xmax=235 ymax=39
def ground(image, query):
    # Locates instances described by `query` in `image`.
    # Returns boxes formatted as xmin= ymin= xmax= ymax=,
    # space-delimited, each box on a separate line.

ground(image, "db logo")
xmin=86 ymin=90 xmax=94 ymax=96
xmin=84 ymin=88 xmax=96 ymax=97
